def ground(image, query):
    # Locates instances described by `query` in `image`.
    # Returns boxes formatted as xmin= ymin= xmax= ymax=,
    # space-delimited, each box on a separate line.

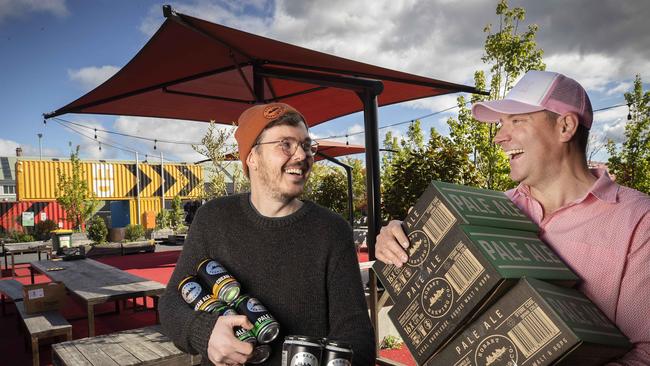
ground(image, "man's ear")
xmin=246 ymin=148 xmax=258 ymax=173
xmin=558 ymin=113 xmax=579 ymax=143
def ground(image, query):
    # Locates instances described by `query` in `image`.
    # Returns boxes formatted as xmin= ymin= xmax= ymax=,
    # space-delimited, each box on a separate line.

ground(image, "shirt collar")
xmin=510 ymin=168 xmax=619 ymax=204
xmin=588 ymin=168 xmax=618 ymax=203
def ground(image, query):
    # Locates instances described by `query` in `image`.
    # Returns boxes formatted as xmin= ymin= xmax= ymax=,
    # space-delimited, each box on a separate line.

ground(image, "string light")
xmin=94 ymin=128 xmax=97 ymax=139
xmin=154 ymin=139 xmax=157 ymax=150
xmin=627 ymin=103 xmax=632 ymax=120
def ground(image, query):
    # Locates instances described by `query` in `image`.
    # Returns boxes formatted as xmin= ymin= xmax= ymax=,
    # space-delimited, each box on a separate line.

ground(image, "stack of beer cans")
xmin=178 ymin=258 xmax=281 ymax=364
xmin=373 ymin=180 xmax=631 ymax=365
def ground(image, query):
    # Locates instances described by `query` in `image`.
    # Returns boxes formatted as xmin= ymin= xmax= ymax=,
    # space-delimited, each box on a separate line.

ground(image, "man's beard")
xmin=257 ymin=159 xmax=308 ymax=202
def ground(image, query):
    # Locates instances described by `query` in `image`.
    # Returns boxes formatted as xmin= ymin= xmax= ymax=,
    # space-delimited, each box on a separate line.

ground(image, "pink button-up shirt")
xmin=507 ymin=169 xmax=650 ymax=365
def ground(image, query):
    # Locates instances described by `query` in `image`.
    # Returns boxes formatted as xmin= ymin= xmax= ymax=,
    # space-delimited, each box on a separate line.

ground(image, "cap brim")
xmin=472 ymin=100 xmax=545 ymax=122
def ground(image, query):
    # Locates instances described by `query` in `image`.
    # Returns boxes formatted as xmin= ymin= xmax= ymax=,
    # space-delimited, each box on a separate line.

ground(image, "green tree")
xmin=56 ymin=147 xmax=100 ymax=231
xmin=192 ymin=121 xmax=248 ymax=200
xmin=606 ymin=75 xmax=650 ymax=194
xmin=382 ymin=124 xmax=483 ymax=220
xmin=169 ymin=196 xmax=186 ymax=231
xmin=447 ymin=0 xmax=545 ymax=190
xmin=343 ymin=157 xmax=368 ymax=219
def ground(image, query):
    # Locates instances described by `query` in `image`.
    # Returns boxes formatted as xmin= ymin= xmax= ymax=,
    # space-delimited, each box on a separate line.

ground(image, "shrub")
xmin=155 ymin=210 xmax=170 ymax=229
xmin=125 ymin=224 xmax=145 ymax=242
xmin=33 ymin=219 xmax=59 ymax=241
xmin=10 ymin=230 xmax=34 ymax=243
xmin=87 ymin=216 xmax=108 ymax=244
xmin=380 ymin=335 xmax=403 ymax=350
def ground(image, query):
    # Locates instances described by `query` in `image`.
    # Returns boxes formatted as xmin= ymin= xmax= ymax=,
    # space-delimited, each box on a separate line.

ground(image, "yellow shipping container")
xmin=130 ymin=198 xmax=163 ymax=226
xmin=16 ymin=159 xmax=203 ymax=201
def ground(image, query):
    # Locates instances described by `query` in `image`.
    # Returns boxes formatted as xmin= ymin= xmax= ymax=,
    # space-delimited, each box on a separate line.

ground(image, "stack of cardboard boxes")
xmin=373 ymin=181 xmax=631 ymax=365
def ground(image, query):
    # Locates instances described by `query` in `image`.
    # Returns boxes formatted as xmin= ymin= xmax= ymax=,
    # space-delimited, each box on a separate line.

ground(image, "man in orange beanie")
xmin=160 ymin=103 xmax=375 ymax=366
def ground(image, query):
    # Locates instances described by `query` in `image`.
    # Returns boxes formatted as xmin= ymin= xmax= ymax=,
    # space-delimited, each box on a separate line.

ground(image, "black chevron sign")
xmin=177 ymin=165 xmax=200 ymax=196
xmin=125 ymin=164 xmax=153 ymax=197
xmin=152 ymin=165 xmax=177 ymax=197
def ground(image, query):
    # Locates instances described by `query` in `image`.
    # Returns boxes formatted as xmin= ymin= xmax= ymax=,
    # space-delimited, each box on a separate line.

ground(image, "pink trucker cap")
xmin=472 ymin=70 xmax=593 ymax=128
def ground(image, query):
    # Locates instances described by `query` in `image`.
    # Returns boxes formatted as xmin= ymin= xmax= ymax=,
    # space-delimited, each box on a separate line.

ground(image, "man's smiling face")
xmin=250 ymin=123 xmax=313 ymax=202
xmin=493 ymin=111 xmax=562 ymax=186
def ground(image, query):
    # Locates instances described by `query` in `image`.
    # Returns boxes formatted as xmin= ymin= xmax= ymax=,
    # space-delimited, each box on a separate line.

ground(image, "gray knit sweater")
xmin=159 ymin=193 xmax=376 ymax=365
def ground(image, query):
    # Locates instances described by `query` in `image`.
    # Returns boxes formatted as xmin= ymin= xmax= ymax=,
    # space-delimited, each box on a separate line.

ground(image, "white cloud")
xmin=601 ymin=118 xmax=627 ymax=144
xmin=545 ymin=53 xmax=625 ymax=92
xmin=0 ymin=138 xmax=20 ymax=156
xmin=606 ymin=82 xmax=633 ymax=96
xmin=0 ymin=0 xmax=69 ymax=23
xmin=112 ymin=116 xmax=236 ymax=162
xmin=0 ymin=138 xmax=59 ymax=158
xmin=67 ymin=65 xmax=119 ymax=91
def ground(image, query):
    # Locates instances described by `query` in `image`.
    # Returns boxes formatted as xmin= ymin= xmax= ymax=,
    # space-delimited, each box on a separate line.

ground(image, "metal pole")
xmin=160 ymin=151 xmax=165 ymax=211
xmin=357 ymin=87 xmax=382 ymax=351
xmin=37 ymin=133 xmax=43 ymax=160
xmin=135 ymin=152 xmax=141 ymax=225
xmin=316 ymin=152 xmax=354 ymax=227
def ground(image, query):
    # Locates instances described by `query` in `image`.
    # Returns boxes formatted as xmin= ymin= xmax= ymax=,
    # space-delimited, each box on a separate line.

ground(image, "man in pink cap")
xmin=375 ymin=71 xmax=650 ymax=364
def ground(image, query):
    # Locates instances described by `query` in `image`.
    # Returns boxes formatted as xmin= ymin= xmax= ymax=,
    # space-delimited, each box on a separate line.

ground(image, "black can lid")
xmin=248 ymin=344 xmax=271 ymax=364
xmin=325 ymin=339 xmax=352 ymax=351
xmin=284 ymin=335 xmax=323 ymax=345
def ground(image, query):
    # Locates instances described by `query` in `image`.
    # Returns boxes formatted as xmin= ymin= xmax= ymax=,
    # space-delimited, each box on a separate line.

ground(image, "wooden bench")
xmin=52 ymin=325 xmax=202 ymax=366
xmin=15 ymin=301 xmax=72 ymax=366
xmin=0 ymin=278 xmax=24 ymax=315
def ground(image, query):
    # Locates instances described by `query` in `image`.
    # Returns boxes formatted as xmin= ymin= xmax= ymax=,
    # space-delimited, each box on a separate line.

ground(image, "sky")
xmin=1 ymin=0 xmax=648 ymax=164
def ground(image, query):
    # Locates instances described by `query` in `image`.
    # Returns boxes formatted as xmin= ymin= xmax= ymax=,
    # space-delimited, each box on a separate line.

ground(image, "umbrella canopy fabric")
xmin=315 ymin=140 xmax=364 ymax=162
xmin=44 ymin=7 xmax=481 ymax=127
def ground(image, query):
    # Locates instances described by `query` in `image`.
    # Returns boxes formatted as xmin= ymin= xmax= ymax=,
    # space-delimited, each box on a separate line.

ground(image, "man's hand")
xmin=376 ymin=220 xmax=409 ymax=267
xmin=207 ymin=315 xmax=254 ymax=366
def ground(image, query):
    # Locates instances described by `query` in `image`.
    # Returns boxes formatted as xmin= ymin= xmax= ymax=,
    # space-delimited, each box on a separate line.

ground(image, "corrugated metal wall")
xmin=0 ymin=201 xmax=73 ymax=232
xmin=130 ymin=198 xmax=163 ymax=226
xmin=16 ymin=160 xmax=203 ymax=201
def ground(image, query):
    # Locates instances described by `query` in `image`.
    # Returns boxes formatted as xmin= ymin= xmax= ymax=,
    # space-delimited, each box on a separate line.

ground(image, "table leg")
xmin=10 ymin=252 xmax=15 ymax=278
xmin=37 ymin=250 xmax=41 ymax=261
xmin=88 ymin=303 xmax=95 ymax=337
xmin=154 ymin=296 xmax=160 ymax=324
xmin=31 ymin=336 xmax=39 ymax=366
xmin=30 ymin=266 xmax=35 ymax=284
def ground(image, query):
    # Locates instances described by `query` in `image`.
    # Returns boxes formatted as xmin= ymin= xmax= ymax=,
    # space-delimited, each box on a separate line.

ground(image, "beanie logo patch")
xmin=263 ymin=105 xmax=285 ymax=120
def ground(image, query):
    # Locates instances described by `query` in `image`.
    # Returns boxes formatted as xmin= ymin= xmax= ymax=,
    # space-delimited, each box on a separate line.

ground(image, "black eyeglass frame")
xmin=254 ymin=137 xmax=319 ymax=157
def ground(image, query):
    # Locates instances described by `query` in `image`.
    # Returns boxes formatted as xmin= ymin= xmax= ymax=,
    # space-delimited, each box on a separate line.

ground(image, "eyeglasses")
xmin=254 ymin=138 xmax=319 ymax=157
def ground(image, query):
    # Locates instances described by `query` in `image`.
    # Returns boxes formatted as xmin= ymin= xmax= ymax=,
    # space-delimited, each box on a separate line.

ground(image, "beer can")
xmin=282 ymin=335 xmax=323 ymax=366
xmin=234 ymin=294 xmax=280 ymax=344
xmin=321 ymin=340 xmax=353 ymax=366
xmin=214 ymin=304 xmax=271 ymax=364
xmin=196 ymin=258 xmax=241 ymax=303
xmin=178 ymin=275 xmax=220 ymax=312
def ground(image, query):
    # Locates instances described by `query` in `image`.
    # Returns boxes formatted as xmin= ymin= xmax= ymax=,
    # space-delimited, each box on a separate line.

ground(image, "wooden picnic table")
xmin=30 ymin=258 xmax=166 ymax=337
xmin=52 ymin=325 xmax=201 ymax=366
xmin=2 ymin=241 xmax=52 ymax=277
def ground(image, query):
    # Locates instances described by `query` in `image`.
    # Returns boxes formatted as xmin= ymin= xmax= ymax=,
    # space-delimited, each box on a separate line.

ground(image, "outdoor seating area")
xmin=0 ymin=247 xmax=414 ymax=365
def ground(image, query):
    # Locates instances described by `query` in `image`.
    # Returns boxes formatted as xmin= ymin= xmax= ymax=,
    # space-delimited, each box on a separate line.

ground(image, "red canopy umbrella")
xmin=43 ymin=6 xmax=480 ymax=126
xmin=314 ymin=140 xmax=364 ymax=162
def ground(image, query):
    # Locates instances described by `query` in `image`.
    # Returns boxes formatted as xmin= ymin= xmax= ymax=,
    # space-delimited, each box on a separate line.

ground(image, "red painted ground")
xmin=0 ymin=250 xmax=414 ymax=365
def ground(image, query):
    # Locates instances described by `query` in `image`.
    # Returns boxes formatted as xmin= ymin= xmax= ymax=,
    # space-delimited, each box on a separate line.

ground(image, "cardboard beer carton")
xmin=427 ymin=278 xmax=632 ymax=366
xmin=386 ymin=225 xmax=578 ymax=364
xmin=23 ymin=281 xmax=66 ymax=314
xmin=374 ymin=180 xmax=538 ymax=300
